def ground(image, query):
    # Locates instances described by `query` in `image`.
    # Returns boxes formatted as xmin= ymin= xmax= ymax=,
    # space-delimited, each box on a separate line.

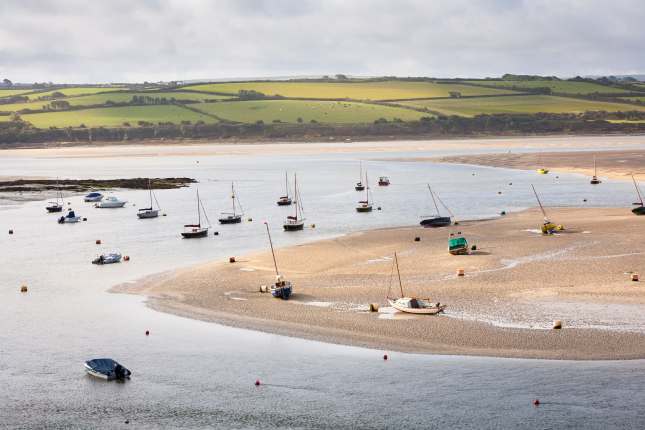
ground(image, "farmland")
xmin=21 ymin=105 xmax=216 ymax=128
xmin=400 ymin=95 xmax=645 ymax=117
xmin=462 ymin=80 xmax=630 ymax=95
xmin=0 ymin=89 xmax=36 ymax=98
xmin=183 ymin=80 xmax=517 ymax=100
xmin=193 ymin=100 xmax=426 ymax=123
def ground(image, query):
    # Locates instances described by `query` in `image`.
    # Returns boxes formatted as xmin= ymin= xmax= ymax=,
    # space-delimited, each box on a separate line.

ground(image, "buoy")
xmin=20 ymin=285 xmax=28 ymax=293
xmin=383 ymin=354 xmax=388 ymax=361
xmin=552 ymin=320 xmax=562 ymax=329
xmin=260 ymin=285 xmax=268 ymax=293
xmin=214 ymin=231 xmax=219 ymax=236
xmin=472 ymin=173 xmax=475 ymax=176
xmin=162 ymin=213 xmax=167 ymax=216
xmin=125 ymin=420 xmax=129 ymax=424
xmin=500 ymin=211 xmax=506 ymax=215
xmin=632 ymin=273 xmax=639 ymax=282
xmin=8 ymin=229 xmax=13 ymax=235
xmin=369 ymin=303 xmax=379 ymax=312
xmin=583 ymin=198 xmax=587 ymax=203
xmin=498 ymin=191 xmax=502 ymax=195
xmin=68 ymin=202 xmax=71 ymax=205
xmin=248 ymin=218 xmax=253 ymax=222
xmin=310 ymin=224 xmax=316 ymax=228
xmin=145 ymin=330 xmax=149 ymax=336
xmin=471 ymin=244 xmax=477 ymax=251
xmin=377 ymin=207 xmax=382 ymax=211
xmin=95 ymin=239 xmax=101 ymax=245
xmin=457 ymin=268 xmax=465 ymax=277
xmin=533 ymin=399 xmax=540 ymax=406
xmin=255 ymin=379 xmax=261 ymax=386
xmin=414 ymin=236 xmax=421 ymax=242
xmin=123 ymin=256 xmax=130 ymax=261
xmin=229 ymin=257 xmax=236 ymax=263
xmin=83 ymin=217 xmax=87 ymax=221
xmin=509 ymin=182 xmax=512 ymax=186
xmin=454 ymin=221 xmax=459 ymax=225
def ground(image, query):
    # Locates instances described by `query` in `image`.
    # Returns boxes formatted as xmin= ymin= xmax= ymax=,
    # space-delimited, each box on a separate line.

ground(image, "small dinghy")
xmin=84 ymin=192 xmax=104 ymax=202
xmin=448 ymin=232 xmax=469 ymax=255
xmin=378 ymin=176 xmax=390 ymax=186
xmin=58 ymin=209 xmax=81 ymax=224
xmin=92 ymin=252 xmax=122 ymax=265
xmin=96 ymin=196 xmax=126 ymax=208
xmin=84 ymin=358 xmax=131 ymax=381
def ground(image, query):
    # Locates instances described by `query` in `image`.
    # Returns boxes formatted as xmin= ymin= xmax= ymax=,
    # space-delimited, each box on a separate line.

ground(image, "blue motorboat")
xmin=84 ymin=192 xmax=104 ymax=202
xmin=84 ymin=358 xmax=131 ymax=380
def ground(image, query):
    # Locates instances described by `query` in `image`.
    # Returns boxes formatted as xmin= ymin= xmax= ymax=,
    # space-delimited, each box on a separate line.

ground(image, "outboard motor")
xmin=58 ymin=216 xmax=65 ymax=224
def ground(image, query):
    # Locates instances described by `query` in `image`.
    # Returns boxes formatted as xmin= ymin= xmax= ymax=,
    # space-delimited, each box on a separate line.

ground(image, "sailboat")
xmin=356 ymin=170 xmax=373 ymax=212
xmin=386 ymin=252 xmax=446 ymax=315
xmin=355 ymin=162 xmax=365 ymax=191
xmin=420 ymin=185 xmax=452 ymax=227
xmin=277 ymin=172 xmax=293 ymax=206
xmin=283 ymin=173 xmax=305 ymax=231
xmin=46 ymin=180 xmax=64 ymax=213
xmin=590 ymin=156 xmax=601 ymax=185
xmin=218 ymin=182 xmax=243 ymax=224
xmin=137 ymin=179 xmax=161 ymax=219
xmin=264 ymin=222 xmax=292 ymax=300
xmin=536 ymin=152 xmax=549 ymax=174
xmin=182 ymin=188 xmax=210 ymax=238
xmin=631 ymin=175 xmax=645 ymax=215
xmin=532 ymin=184 xmax=563 ymax=234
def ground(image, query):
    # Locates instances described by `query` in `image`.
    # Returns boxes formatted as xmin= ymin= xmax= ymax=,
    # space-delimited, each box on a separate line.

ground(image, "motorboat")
xmin=137 ymin=179 xmax=161 ymax=219
xmin=95 ymin=196 xmax=126 ymax=208
xmin=182 ymin=188 xmax=210 ymax=238
xmin=84 ymin=192 xmax=104 ymax=202
xmin=84 ymin=358 xmax=131 ymax=381
xmin=92 ymin=252 xmax=122 ymax=265
xmin=378 ymin=176 xmax=390 ymax=186
xmin=386 ymin=252 xmax=446 ymax=315
xmin=58 ymin=209 xmax=81 ymax=224
xmin=420 ymin=185 xmax=452 ymax=228
xmin=356 ymin=171 xmax=373 ymax=212
xmin=283 ymin=173 xmax=305 ymax=231
xmin=264 ymin=222 xmax=293 ymax=300
xmin=219 ymin=182 xmax=243 ymax=224
xmin=448 ymin=232 xmax=469 ymax=255
xmin=277 ymin=171 xmax=293 ymax=206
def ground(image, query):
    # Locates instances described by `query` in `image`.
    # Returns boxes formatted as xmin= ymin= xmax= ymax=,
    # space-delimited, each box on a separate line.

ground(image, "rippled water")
xmin=2 ymin=142 xmax=645 ymax=428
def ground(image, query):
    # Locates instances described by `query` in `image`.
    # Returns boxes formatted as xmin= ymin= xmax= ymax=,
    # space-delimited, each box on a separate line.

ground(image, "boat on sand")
xmin=264 ymin=222 xmax=292 ymax=300
xmin=386 ymin=252 xmax=445 ymax=315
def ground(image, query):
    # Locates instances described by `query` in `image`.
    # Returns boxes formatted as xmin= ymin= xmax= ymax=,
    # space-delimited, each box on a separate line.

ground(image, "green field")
xmin=0 ymin=89 xmax=36 ymax=98
xmin=0 ymin=91 xmax=232 ymax=113
xmin=183 ymin=80 xmax=517 ymax=100
xmin=618 ymin=96 xmax=645 ymax=103
xmin=400 ymin=95 xmax=645 ymax=117
xmin=462 ymin=80 xmax=631 ymax=95
xmin=22 ymin=105 xmax=216 ymax=128
xmin=27 ymin=86 xmax=127 ymax=99
xmin=193 ymin=100 xmax=426 ymax=123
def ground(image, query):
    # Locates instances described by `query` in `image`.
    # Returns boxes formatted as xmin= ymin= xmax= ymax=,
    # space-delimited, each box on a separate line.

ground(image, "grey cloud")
xmin=0 ymin=0 xmax=644 ymax=83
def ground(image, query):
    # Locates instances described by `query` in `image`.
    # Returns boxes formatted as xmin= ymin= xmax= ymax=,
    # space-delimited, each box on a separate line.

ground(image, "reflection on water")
xmin=2 ymin=146 xmax=645 ymax=428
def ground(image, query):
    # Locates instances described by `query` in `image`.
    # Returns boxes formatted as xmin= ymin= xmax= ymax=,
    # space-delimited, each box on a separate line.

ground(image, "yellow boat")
xmin=537 ymin=168 xmax=549 ymax=174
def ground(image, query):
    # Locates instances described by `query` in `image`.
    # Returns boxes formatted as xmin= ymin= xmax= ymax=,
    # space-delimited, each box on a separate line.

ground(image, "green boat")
xmin=448 ymin=233 xmax=468 ymax=255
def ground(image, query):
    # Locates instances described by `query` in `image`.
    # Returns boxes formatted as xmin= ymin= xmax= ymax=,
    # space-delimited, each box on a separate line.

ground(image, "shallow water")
xmin=3 ymin=142 xmax=645 ymax=428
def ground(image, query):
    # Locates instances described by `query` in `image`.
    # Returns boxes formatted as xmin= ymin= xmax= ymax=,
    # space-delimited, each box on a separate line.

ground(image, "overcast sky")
xmin=0 ymin=0 xmax=643 ymax=83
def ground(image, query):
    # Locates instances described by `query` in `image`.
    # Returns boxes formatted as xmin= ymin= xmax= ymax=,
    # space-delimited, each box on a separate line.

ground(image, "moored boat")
xmin=264 ymin=222 xmax=293 ymax=300
xmin=386 ymin=252 xmax=445 ymax=315
xmin=590 ymin=156 xmax=601 ymax=185
xmin=283 ymin=174 xmax=305 ymax=231
xmin=631 ymin=175 xmax=645 ymax=215
xmin=92 ymin=252 xmax=122 ymax=265
xmin=532 ymin=184 xmax=564 ymax=234
xmin=277 ymin=172 xmax=293 ymax=206
xmin=448 ymin=232 xmax=469 ymax=255
xmin=218 ymin=182 xmax=243 ymax=224
xmin=378 ymin=176 xmax=390 ymax=186
xmin=420 ymin=185 xmax=452 ymax=227
xmin=355 ymin=162 xmax=365 ymax=191
xmin=356 ymin=170 xmax=373 ymax=212
xmin=84 ymin=192 xmax=103 ymax=202
xmin=46 ymin=180 xmax=65 ymax=213
xmin=58 ymin=209 xmax=81 ymax=224
xmin=95 ymin=196 xmax=126 ymax=208
xmin=137 ymin=179 xmax=161 ymax=219
xmin=182 ymin=188 xmax=211 ymax=238
xmin=84 ymin=358 xmax=131 ymax=381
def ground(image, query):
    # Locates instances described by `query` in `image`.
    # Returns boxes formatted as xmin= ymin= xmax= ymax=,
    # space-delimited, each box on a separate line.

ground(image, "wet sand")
xmin=437 ymin=148 xmax=645 ymax=181
xmin=115 ymin=207 xmax=645 ymax=360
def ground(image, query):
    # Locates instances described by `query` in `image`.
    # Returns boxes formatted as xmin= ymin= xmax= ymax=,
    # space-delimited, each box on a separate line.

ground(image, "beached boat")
xmin=84 ymin=192 xmax=103 ymax=202
xmin=137 ymin=179 xmax=161 ymax=219
xmin=92 ymin=252 xmax=122 ymax=265
xmin=537 ymin=168 xmax=549 ymax=175
xmin=532 ymin=184 xmax=564 ymax=234
xmin=420 ymin=185 xmax=452 ymax=227
xmin=58 ymin=209 xmax=81 ymax=224
xmin=631 ymin=175 xmax=645 ymax=215
xmin=590 ymin=156 xmax=601 ymax=185
xmin=182 ymin=189 xmax=211 ymax=238
xmin=378 ymin=176 xmax=390 ymax=186
xmin=264 ymin=222 xmax=292 ymax=300
xmin=284 ymin=173 xmax=305 ymax=231
xmin=84 ymin=358 xmax=131 ymax=381
xmin=218 ymin=182 xmax=243 ymax=224
xmin=355 ymin=162 xmax=365 ymax=191
xmin=386 ymin=252 xmax=445 ymax=315
xmin=277 ymin=171 xmax=293 ymax=206
xmin=95 ymin=196 xmax=126 ymax=208
xmin=46 ymin=181 xmax=64 ymax=213
xmin=448 ymin=232 xmax=469 ymax=255
xmin=356 ymin=171 xmax=373 ymax=212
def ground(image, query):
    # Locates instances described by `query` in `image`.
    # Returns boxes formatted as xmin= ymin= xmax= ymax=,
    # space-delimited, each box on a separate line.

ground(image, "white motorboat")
xmin=95 ymin=196 xmax=126 ymax=208
xmin=92 ymin=252 xmax=122 ymax=265
xmin=58 ymin=209 xmax=81 ymax=224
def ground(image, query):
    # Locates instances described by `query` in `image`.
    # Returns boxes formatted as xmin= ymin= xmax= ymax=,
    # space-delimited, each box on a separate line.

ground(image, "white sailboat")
xmin=218 ymin=182 xmax=243 ymax=224
xmin=283 ymin=173 xmax=305 ymax=231
xmin=356 ymin=170 xmax=373 ymax=212
xmin=137 ymin=179 xmax=161 ymax=219
xmin=277 ymin=171 xmax=293 ymax=206
xmin=386 ymin=252 xmax=446 ymax=315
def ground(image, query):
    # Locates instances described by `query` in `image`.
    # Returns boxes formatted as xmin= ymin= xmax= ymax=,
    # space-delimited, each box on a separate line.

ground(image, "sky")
xmin=0 ymin=0 xmax=644 ymax=83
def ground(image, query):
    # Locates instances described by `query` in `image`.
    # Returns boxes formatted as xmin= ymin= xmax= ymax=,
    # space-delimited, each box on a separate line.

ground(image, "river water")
xmin=2 ymin=140 xmax=645 ymax=429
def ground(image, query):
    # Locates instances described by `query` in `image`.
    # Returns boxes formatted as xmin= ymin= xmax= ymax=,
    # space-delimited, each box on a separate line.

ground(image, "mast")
xmin=428 ymin=184 xmax=440 ymax=216
xmin=394 ymin=252 xmax=404 ymax=298
xmin=633 ymin=175 xmax=644 ymax=206
xmin=359 ymin=161 xmax=362 ymax=183
xmin=231 ymin=182 xmax=236 ymax=216
xmin=148 ymin=179 xmax=153 ymax=208
xmin=531 ymin=184 xmax=548 ymax=219
xmin=265 ymin=222 xmax=280 ymax=276
xmin=593 ymin=156 xmax=597 ymax=176
xmin=285 ymin=171 xmax=289 ymax=198
xmin=196 ymin=188 xmax=201 ymax=227
xmin=365 ymin=170 xmax=369 ymax=204
xmin=294 ymin=173 xmax=299 ymax=221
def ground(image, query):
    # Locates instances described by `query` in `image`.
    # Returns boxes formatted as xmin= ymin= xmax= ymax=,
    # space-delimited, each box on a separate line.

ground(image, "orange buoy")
xmin=457 ymin=268 xmax=465 ymax=277
xmin=95 ymin=239 xmax=101 ymax=245
xmin=123 ymin=256 xmax=130 ymax=261
xmin=533 ymin=399 xmax=540 ymax=406
xmin=632 ymin=273 xmax=639 ymax=282
xmin=20 ymin=285 xmax=28 ymax=293
xmin=255 ymin=379 xmax=261 ymax=386
xmin=229 ymin=257 xmax=236 ymax=263
xmin=383 ymin=354 xmax=388 ymax=360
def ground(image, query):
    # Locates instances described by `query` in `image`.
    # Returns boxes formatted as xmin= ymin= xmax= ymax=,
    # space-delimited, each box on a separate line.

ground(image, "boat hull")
xmin=356 ymin=205 xmax=373 ymax=212
xmin=420 ymin=217 xmax=451 ymax=228
xmin=46 ymin=205 xmax=63 ymax=213
xmin=388 ymin=299 xmax=446 ymax=315
xmin=219 ymin=215 xmax=242 ymax=224
xmin=271 ymin=285 xmax=292 ymax=299
xmin=182 ymin=228 xmax=208 ymax=238
xmin=96 ymin=202 xmax=126 ymax=208
xmin=632 ymin=206 xmax=645 ymax=216
xmin=283 ymin=222 xmax=304 ymax=231
xmin=277 ymin=198 xmax=292 ymax=206
xmin=137 ymin=209 xmax=159 ymax=219
xmin=84 ymin=359 xmax=131 ymax=381
xmin=58 ymin=216 xmax=81 ymax=224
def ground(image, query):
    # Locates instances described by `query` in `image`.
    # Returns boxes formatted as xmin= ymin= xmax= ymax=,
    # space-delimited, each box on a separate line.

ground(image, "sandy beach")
xmin=116 ymin=207 xmax=645 ymax=360
xmin=437 ymin=148 xmax=645 ymax=181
